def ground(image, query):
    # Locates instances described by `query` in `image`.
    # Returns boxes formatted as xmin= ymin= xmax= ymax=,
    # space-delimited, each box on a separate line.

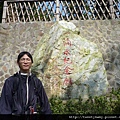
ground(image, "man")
xmin=0 ymin=51 xmax=52 ymax=114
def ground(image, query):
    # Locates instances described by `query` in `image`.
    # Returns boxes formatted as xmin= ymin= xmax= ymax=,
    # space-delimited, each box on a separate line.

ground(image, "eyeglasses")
xmin=20 ymin=58 xmax=32 ymax=62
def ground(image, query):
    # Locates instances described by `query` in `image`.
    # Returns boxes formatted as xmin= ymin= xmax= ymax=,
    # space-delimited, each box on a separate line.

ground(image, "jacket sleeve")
xmin=0 ymin=78 xmax=13 ymax=114
xmin=37 ymin=79 xmax=52 ymax=114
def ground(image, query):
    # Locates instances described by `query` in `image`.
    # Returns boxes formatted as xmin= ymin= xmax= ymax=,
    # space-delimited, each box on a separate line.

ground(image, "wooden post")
xmin=56 ymin=0 xmax=59 ymax=21
xmin=109 ymin=0 xmax=115 ymax=19
xmin=2 ymin=1 xmax=7 ymax=23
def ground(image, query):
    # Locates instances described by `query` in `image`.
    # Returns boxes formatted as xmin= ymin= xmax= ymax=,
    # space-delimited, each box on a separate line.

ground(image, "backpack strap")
xmin=32 ymin=74 xmax=39 ymax=96
xmin=12 ymin=73 xmax=20 ymax=96
xmin=32 ymin=74 xmax=41 ymax=112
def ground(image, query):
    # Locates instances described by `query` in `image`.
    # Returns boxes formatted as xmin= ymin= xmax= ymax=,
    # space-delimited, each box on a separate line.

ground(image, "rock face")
xmin=32 ymin=21 xmax=109 ymax=100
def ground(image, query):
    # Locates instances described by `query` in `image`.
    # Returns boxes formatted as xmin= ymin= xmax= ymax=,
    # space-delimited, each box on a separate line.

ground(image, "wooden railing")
xmin=2 ymin=0 xmax=120 ymax=23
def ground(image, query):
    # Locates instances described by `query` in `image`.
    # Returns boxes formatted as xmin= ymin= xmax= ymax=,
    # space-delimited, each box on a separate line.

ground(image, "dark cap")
xmin=17 ymin=51 xmax=33 ymax=63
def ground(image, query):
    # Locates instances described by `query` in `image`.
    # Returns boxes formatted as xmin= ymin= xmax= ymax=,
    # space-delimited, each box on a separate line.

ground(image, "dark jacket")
xmin=0 ymin=72 xmax=52 ymax=114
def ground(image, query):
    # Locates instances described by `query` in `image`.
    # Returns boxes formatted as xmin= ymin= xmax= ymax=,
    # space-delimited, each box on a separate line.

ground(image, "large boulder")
xmin=32 ymin=21 xmax=109 ymax=100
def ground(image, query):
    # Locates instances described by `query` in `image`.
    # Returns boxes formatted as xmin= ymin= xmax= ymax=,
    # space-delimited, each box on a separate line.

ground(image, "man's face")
xmin=17 ymin=54 xmax=32 ymax=73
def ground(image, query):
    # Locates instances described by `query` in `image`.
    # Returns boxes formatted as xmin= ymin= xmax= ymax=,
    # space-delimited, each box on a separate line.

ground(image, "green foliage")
xmin=49 ymin=95 xmax=66 ymax=114
xmin=49 ymin=88 xmax=120 ymax=114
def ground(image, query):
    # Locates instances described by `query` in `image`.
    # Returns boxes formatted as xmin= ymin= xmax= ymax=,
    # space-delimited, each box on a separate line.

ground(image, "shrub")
xmin=49 ymin=88 xmax=120 ymax=114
